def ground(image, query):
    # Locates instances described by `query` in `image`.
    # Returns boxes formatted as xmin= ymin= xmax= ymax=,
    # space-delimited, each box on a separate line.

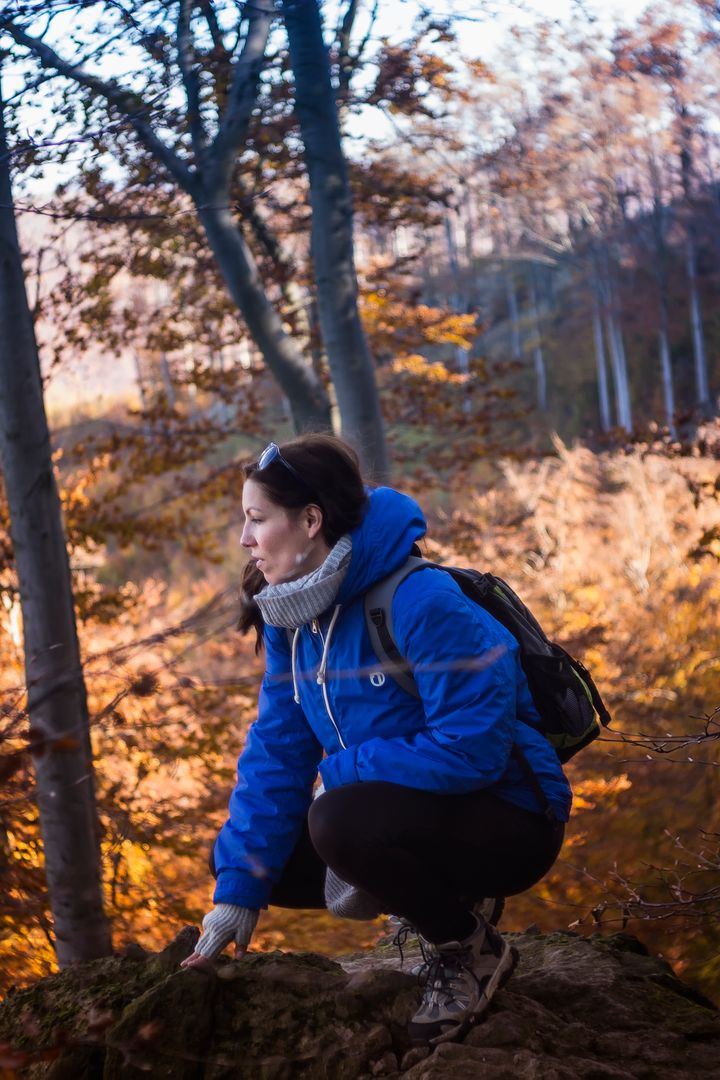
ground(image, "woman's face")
xmin=241 ymin=478 xmax=330 ymax=585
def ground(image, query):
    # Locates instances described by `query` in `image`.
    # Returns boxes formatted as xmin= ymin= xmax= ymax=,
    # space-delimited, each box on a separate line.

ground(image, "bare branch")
xmin=598 ymin=708 xmax=720 ymax=762
xmin=30 ymin=242 xmax=45 ymax=320
xmin=337 ymin=0 xmax=360 ymax=95
xmin=353 ymin=0 xmax=378 ymax=68
xmin=198 ymin=0 xmax=230 ymax=58
xmin=177 ymin=0 xmax=207 ymax=157
xmin=1 ymin=17 xmax=196 ymax=192
xmin=204 ymin=1 xmax=274 ymax=196
xmin=565 ymin=828 xmax=720 ymax=930
xmin=336 ymin=0 xmax=378 ymax=105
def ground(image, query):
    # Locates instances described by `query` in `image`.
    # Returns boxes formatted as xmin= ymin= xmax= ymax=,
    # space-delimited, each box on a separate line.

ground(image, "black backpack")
xmin=364 ymin=556 xmax=611 ymax=765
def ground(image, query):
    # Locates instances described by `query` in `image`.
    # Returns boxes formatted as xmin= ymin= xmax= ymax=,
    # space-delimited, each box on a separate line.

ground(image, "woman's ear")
xmin=304 ymin=503 xmax=324 ymax=539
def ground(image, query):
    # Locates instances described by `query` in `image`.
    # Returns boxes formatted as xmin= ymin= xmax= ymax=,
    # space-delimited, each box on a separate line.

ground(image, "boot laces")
xmin=391 ymin=921 xmax=434 ymax=972
xmin=420 ymin=944 xmax=474 ymax=1007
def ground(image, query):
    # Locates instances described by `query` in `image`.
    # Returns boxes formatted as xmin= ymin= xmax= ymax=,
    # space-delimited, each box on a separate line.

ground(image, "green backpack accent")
xmin=364 ymin=556 xmax=611 ymax=764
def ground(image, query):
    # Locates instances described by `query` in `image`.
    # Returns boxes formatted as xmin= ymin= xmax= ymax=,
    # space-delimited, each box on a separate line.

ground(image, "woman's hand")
xmin=181 ymin=941 xmax=248 ymax=970
xmin=179 ymin=903 xmax=259 ymax=969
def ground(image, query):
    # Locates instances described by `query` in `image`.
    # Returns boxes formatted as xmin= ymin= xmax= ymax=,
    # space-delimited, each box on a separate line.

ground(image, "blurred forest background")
xmin=1 ymin=0 xmax=720 ymax=1003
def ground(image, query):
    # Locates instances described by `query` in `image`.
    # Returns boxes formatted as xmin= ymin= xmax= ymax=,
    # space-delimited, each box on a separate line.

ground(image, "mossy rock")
xmin=1 ymin=929 xmax=718 ymax=1078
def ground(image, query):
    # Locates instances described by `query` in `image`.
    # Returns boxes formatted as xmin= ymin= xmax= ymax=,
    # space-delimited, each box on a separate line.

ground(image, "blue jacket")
xmin=214 ymin=486 xmax=572 ymax=908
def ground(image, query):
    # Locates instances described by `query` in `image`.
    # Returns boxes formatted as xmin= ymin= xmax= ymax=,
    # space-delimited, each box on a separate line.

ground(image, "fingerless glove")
xmin=193 ymin=903 xmax=259 ymax=959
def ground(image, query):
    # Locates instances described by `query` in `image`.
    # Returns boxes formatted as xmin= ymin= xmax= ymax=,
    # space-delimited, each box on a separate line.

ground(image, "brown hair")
xmin=238 ymin=434 xmax=369 ymax=650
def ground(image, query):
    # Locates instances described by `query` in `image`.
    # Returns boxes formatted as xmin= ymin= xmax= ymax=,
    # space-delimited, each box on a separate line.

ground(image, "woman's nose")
xmin=240 ymin=523 xmax=254 ymax=548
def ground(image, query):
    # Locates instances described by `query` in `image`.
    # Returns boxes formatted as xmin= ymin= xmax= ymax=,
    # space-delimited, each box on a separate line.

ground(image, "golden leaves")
xmin=361 ymin=291 xmax=478 ymax=356
xmin=572 ymin=774 xmax=632 ymax=811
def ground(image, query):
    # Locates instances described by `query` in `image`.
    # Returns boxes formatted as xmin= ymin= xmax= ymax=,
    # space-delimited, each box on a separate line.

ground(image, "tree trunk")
xmin=648 ymin=166 xmax=677 ymax=437
xmin=658 ymin=326 xmax=676 ymax=438
xmin=462 ymin=183 xmax=477 ymax=272
xmin=612 ymin=296 xmax=632 ymax=433
xmin=0 ymin=67 xmax=111 ymax=967
xmin=504 ymin=268 xmax=522 ymax=361
xmin=529 ymin=269 xmax=547 ymax=413
xmin=675 ymin=96 xmax=712 ymax=415
xmin=606 ymin=311 xmax=632 ymax=433
xmin=444 ymin=214 xmax=471 ymax=413
xmin=133 ymin=349 xmax=148 ymax=410
xmin=243 ymin=199 xmax=317 ymax=365
xmin=599 ymin=251 xmax=632 ymax=433
xmin=160 ymin=352 xmax=176 ymax=407
xmin=281 ymin=0 xmax=389 ymax=481
xmin=686 ymin=233 xmax=711 ymax=411
xmin=591 ymin=289 xmax=612 ymax=432
xmin=197 ymin=199 xmax=332 ymax=434
xmin=1 ymin=8 xmax=344 ymax=449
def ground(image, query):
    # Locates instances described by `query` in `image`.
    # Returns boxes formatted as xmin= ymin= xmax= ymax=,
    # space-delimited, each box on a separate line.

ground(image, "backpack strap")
xmin=572 ymin=656 xmax=612 ymax=727
xmin=364 ymin=556 xmax=429 ymax=700
xmin=365 ymin=555 xmax=558 ymax=824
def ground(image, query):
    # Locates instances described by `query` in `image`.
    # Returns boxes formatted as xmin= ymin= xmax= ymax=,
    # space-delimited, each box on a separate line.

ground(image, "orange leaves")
xmin=571 ymin=774 xmax=632 ymax=812
xmin=365 ymin=15 xmax=477 ymax=120
xmin=390 ymin=355 xmax=466 ymax=384
xmin=361 ymin=289 xmax=478 ymax=358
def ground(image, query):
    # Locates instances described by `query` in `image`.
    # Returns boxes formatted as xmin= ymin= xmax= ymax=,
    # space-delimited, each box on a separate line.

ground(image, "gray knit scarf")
xmin=254 ymin=535 xmax=352 ymax=629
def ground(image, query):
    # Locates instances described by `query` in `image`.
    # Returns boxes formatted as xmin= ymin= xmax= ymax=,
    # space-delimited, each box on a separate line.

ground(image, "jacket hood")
xmin=337 ymin=486 xmax=426 ymax=605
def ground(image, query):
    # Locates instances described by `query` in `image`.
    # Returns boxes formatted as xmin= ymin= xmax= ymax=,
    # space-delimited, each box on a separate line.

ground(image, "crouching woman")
xmin=182 ymin=434 xmax=571 ymax=1045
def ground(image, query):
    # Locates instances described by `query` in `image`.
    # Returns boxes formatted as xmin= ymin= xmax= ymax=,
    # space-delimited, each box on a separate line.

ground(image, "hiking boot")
xmin=393 ymin=898 xmax=504 ymax=977
xmin=407 ymin=917 xmax=518 ymax=1045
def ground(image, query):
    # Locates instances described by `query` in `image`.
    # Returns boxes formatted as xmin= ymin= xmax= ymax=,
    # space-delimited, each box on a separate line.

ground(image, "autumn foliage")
xmin=2 ymin=421 xmax=720 ymax=998
xmin=2 ymin=0 xmax=720 ymax=1016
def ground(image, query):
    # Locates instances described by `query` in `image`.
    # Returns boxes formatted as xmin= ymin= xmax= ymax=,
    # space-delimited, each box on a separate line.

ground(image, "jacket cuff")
xmin=213 ymin=868 xmax=272 ymax=909
xmin=319 ymin=747 xmax=359 ymax=790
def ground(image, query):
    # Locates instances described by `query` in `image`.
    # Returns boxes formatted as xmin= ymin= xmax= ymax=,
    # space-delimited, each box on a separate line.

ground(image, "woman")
xmin=181 ymin=434 xmax=571 ymax=1045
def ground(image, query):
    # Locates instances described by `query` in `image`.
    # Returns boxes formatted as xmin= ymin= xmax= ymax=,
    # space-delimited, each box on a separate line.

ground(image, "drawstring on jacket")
xmin=291 ymin=626 xmax=302 ymax=704
xmin=290 ymin=604 xmax=342 ymax=705
xmin=317 ymin=605 xmax=342 ymax=687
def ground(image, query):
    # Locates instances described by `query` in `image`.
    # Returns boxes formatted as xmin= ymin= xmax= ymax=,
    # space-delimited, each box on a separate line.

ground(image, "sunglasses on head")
xmin=256 ymin=442 xmax=307 ymax=484
xmin=256 ymin=443 xmax=323 ymax=511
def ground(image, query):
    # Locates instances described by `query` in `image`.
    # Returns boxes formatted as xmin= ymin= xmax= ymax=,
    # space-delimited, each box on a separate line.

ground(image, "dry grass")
xmin=421 ymin=441 xmax=720 ymax=994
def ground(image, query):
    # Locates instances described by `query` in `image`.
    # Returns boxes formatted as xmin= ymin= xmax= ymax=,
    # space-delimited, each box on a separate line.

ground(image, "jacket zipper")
xmin=315 ymin=620 xmax=346 ymax=750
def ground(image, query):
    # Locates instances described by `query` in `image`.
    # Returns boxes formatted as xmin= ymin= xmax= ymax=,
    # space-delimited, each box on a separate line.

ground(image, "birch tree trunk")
xmin=676 ymin=97 xmax=712 ymax=415
xmin=505 ymin=269 xmax=522 ymax=361
xmin=658 ymin=326 xmax=676 ymax=438
xmin=591 ymin=289 xmax=612 ymax=432
xmin=281 ymin=0 xmax=388 ymax=480
xmin=160 ymin=352 xmax=176 ymax=407
xmin=133 ymin=350 xmax=148 ymax=410
xmin=648 ymin=163 xmax=677 ymax=437
xmin=444 ymin=213 xmax=471 ymax=414
xmin=608 ymin=311 xmax=632 ymax=433
xmin=529 ymin=268 xmax=547 ymax=413
xmin=598 ymin=252 xmax=632 ymax=432
xmin=686 ymin=233 xmax=710 ymax=411
xmin=0 ymin=66 xmax=111 ymax=966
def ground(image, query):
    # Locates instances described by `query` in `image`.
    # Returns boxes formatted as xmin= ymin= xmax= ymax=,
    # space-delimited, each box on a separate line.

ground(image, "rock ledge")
xmin=0 ymin=929 xmax=718 ymax=1079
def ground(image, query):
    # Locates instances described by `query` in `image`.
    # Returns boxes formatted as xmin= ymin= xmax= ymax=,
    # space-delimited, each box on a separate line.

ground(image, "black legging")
xmin=213 ymin=781 xmax=564 ymax=944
